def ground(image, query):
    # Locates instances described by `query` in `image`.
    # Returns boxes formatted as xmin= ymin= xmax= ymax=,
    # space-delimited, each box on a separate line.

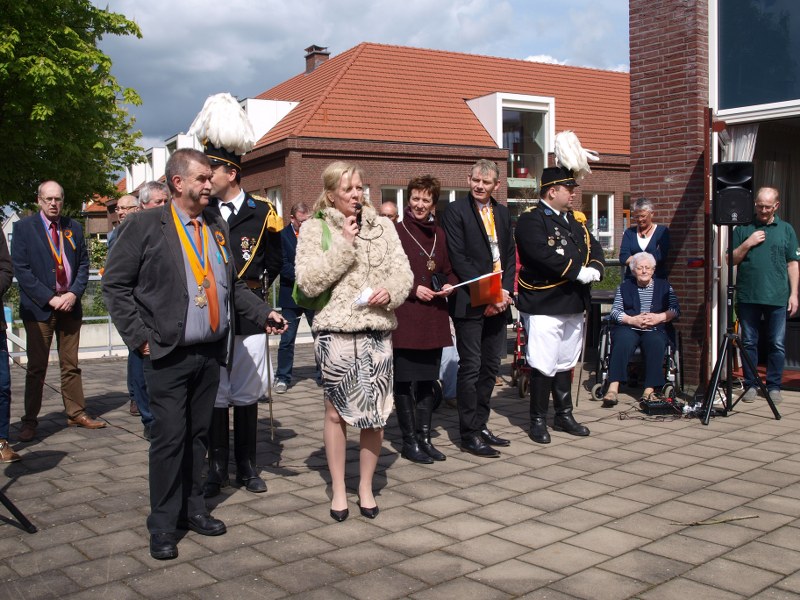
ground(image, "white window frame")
xmin=265 ymin=186 xmax=282 ymax=216
xmin=586 ymin=193 xmax=614 ymax=250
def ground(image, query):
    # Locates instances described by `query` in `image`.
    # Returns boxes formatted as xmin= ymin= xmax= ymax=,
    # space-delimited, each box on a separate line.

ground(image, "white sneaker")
xmin=274 ymin=381 xmax=288 ymax=394
xmin=740 ymin=387 xmax=757 ymax=403
xmin=766 ymin=389 xmax=782 ymax=405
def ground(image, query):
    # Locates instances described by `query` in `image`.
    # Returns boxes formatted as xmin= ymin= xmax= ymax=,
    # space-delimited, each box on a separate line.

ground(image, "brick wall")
xmin=630 ymin=0 xmax=709 ymax=386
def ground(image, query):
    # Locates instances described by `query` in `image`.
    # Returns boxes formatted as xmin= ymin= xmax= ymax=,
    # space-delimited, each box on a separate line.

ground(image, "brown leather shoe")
xmin=67 ymin=414 xmax=106 ymax=429
xmin=18 ymin=423 xmax=36 ymax=442
xmin=0 ymin=439 xmax=21 ymax=462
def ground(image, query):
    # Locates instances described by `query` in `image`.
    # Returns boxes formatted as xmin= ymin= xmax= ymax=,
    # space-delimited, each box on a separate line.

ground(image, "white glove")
xmin=577 ymin=267 xmax=600 ymax=284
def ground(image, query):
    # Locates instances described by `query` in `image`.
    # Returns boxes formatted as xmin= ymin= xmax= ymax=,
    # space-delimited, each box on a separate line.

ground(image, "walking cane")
xmin=574 ymin=307 xmax=592 ymax=407
xmin=262 ymin=271 xmax=276 ymax=441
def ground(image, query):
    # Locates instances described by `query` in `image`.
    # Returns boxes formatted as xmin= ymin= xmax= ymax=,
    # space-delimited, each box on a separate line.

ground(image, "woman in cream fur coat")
xmin=295 ymin=161 xmax=413 ymax=522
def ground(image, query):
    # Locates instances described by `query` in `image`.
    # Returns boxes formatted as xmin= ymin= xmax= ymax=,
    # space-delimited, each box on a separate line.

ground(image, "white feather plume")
xmin=188 ymin=93 xmax=256 ymax=155
xmin=554 ymin=130 xmax=599 ymax=183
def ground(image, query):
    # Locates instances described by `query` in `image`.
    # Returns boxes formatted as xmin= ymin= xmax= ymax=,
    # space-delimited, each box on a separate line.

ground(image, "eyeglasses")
xmin=116 ymin=205 xmax=138 ymax=212
xmin=634 ymin=265 xmax=655 ymax=272
xmin=40 ymin=197 xmax=63 ymax=204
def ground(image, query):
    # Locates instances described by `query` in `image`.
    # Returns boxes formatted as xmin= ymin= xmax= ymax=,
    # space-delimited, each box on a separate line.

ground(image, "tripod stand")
xmin=0 ymin=487 xmax=37 ymax=533
xmin=701 ymin=224 xmax=781 ymax=425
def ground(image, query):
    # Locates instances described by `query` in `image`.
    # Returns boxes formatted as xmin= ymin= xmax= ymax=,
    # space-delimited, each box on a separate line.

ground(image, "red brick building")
xmin=242 ymin=43 xmax=630 ymax=251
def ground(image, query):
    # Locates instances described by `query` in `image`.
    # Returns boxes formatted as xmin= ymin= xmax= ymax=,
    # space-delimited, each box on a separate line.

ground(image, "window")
xmin=381 ymin=187 xmax=404 ymax=216
xmin=265 ymin=186 xmax=282 ymax=216
xmin=582 ymin=193 xmax=614 ymax=251
xmin=435 ymin=189 xmax=469 ymax=221
xmin=718 ymin=0 xmax=800 ymax=110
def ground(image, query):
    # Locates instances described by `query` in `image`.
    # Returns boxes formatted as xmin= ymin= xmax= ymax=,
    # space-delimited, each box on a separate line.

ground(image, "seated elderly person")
xmin=602 ymin=252 xmax=680 ymax=407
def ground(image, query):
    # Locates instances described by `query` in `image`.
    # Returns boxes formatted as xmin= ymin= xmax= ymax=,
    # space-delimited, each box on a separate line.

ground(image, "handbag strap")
xmin=315 ymin=211 xmax=331 ymax=252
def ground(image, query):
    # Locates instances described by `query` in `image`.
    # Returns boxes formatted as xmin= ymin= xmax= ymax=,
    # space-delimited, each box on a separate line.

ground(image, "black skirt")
xmin=393 ymin=347 xmax=443 ymax=382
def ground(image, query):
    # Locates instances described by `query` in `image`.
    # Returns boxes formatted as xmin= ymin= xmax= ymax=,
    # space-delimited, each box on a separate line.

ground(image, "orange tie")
xmin=190 ymin=219 xmax=219 ymax=332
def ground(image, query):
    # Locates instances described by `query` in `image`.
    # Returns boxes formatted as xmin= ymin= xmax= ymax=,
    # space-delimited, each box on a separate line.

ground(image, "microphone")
xmin=354 ymin=203 xmax=363 ymax=230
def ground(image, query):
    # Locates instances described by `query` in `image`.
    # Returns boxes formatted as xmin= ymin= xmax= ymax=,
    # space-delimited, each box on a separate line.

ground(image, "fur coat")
xmin=295 ymin=205 xmax=413 ymax=333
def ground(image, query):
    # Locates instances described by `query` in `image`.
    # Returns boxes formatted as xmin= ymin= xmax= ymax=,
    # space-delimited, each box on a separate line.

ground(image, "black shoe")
xmin=480 ymin=428 xmax=510 ymax=447
xmin=359 ymin=504 xmax=379 ymax=519
xmin=460 ymin=435 xmax=500 ymax=458
xmin=401 ymin=441 xmax=434 ymax=464
xmin=553 ymin=414 xmax=590 ymax=437
xmin=330 ymin=508 xmax=349 ymax=522
xmin=182 ymin=513 xmax=227 ymax=536
xmin=149 ymin=533 xmax=178 ymax=560
xmin=142 ymin=425 xmax=152 ymax=441
xmin=236 ymin=473 xmax=268 ymax=493
xmin=529 ymin=418 xmax=551 ymax=444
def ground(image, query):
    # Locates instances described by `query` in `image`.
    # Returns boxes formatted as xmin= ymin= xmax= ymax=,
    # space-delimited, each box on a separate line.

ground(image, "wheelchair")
xmin=591 ymin=316 xmax=683 ymax=401
xmin=510 ymin=315 xmax=531 ymax=398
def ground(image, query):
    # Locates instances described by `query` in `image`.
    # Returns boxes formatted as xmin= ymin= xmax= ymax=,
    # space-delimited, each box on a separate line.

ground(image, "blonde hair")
xmin=313 ymin=161 xmax=366 ymax=213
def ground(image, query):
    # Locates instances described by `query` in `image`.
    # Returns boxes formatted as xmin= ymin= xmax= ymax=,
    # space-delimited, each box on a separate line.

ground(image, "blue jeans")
xmin=128 ymin=350 xmax=154 ymax=426
xmin=276 ymin=306 xmax=316 ymax=385
xmin=738 ymin=303 xmax=786 ymax=391
xmin=0 ymin=329 xmax=10 ymax=440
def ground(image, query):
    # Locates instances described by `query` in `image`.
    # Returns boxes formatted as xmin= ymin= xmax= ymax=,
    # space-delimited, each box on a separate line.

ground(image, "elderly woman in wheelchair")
xmin=602 ymin=252 xmax=680 ymax=407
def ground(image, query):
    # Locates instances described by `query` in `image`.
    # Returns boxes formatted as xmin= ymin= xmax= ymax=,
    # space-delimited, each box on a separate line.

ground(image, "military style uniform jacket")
xmin=515 ymin=204 xmax=605 ymax=315
xmin=209 ymin=193 xmax=282 ymax=336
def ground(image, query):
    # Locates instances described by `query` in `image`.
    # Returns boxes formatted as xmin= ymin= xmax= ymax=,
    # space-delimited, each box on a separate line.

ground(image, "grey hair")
xmin=630 ymin=251 xmax=656 ymax=271
xmin=139 ymin=181 xmax=170 ymax=206
xmin=37 ymin=180 xmax=64 ymax=199
xmin=470 ymin=159 xmax=500 ymax=184
xmin=632 ymin=197 xmax=654 ymax=213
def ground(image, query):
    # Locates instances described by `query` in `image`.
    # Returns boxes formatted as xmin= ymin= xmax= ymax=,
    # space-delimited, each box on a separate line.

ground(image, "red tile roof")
xmin=256 ymin=43 xmax=629 ymax=155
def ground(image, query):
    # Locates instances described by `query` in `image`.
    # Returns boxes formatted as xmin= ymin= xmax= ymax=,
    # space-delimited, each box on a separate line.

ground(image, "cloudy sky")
xmin=99 ymin=0 xmax=629 ymax=150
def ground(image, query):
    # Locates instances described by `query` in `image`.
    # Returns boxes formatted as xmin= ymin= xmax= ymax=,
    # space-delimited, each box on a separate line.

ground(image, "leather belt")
xmin=244 ymin=279 xmax=262 ymax=290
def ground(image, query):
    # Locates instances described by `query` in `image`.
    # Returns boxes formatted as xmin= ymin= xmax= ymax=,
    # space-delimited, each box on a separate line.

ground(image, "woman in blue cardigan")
xmin=602 ymin=252 xmax=680 ymax=407
xmin=619 ymin=197 xmax=670 ymax=279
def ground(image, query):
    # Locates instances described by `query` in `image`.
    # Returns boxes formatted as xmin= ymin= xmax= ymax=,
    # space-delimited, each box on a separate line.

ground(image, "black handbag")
xmin=431 ymin=272 xmax=447 ymax=292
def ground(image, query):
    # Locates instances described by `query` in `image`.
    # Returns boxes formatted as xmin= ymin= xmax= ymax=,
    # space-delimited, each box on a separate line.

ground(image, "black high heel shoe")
xmin=358 ymin=500 xmax=379 ymax=519
xmin=330 ymin=508 xmax=349 ymax=522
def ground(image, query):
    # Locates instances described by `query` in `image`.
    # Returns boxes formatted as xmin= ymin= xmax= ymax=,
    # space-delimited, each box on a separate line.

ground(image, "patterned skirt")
xmin=314 ymin=331 xmax=394 ymax=429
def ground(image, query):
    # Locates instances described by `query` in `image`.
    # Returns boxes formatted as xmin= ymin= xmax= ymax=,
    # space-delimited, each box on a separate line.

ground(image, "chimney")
xmin=305 ymin=45 xmax=330 ymax=74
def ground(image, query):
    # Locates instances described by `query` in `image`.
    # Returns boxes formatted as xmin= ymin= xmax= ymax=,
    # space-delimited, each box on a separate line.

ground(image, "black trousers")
xmin=143 ymin=343 xmax=222 ymax=534
xmin=453 ymin=313 xmax=506 ymax=441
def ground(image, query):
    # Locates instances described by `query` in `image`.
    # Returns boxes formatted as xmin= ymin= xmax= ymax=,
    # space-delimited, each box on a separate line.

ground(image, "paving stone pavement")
xmin=1 ymin=341 xmax=800 ymax=599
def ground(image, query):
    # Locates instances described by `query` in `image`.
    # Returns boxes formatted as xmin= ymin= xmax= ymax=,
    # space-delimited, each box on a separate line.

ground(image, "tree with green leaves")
xmin=0 ymin=1 xmax=143 ymax=210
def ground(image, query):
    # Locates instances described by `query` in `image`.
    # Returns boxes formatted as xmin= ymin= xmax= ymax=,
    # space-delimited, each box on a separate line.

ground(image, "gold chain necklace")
xmin=402 ymin=220 xmax=437 ymax=271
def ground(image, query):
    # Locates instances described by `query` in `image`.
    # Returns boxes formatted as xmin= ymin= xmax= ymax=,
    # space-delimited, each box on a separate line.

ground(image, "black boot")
xmin=204 ymin=407 xmax=230 ymax=498
xmin=233 ymin=404 xmax=267 ymax=493
xmin=552 ymin=370 xmax=590 ymax=436
xmin=529 ymin=369 xmax=552 ymax=444
xmin=416 ymin=390 xmax=446 ymax=461
xmin=395 ymin=394 xmax=433 ymax=464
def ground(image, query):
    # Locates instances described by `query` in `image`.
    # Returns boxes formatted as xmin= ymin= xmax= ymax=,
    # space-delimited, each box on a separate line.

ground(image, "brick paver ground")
xmin=1 ymin=341 xmax=799 ymax=599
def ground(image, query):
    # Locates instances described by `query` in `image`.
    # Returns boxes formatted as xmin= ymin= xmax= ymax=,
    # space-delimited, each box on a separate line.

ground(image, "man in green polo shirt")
xmin=732 ymin=186 xmax=800 ymax=404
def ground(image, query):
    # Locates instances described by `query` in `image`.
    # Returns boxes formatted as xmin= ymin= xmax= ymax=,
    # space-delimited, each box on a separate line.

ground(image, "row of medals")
xmin=549 ymin=227 xmax=569 ymax=254
xmin=195 ymin=277 xmax=211 ymax=308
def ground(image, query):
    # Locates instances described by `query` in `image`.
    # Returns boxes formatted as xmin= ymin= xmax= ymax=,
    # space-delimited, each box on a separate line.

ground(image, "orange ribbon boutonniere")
xmin=214 ymin=230 xmax=229 ymax=264
xmin=63 ymin=229 xmax=76 ymax=250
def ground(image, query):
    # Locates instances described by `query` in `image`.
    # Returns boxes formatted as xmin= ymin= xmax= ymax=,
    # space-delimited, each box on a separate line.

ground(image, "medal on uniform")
xmin=556 ymin=247 xmax=565 ymax=255
xmin=426 ymin=258 xmax=436 ymax=271
xmin=561 ymin=239 xmax=568 ymax=246
xmin=195 ymin=285 xmax=208 ymax=308
xmin=547 ymin=238 xmax=555 ymax=247
xmin=202 ymin=278 xmax=211 ymax=289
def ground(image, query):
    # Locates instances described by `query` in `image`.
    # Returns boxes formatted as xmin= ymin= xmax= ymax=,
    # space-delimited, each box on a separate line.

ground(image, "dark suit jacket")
xmin=102 ymin=202 xmax=272 ymax=363
xmin=619 ymin=225 xmax=670 ymax=280
xmin=443 ymin=194 xmax=516 ymax=319
xmin=278 ymin=223 xmax=299 ymax=309
xmin=12 ymin=214 xmax=90 ymax=322
xmin=0 ymin=234 xmax=13 ymax=329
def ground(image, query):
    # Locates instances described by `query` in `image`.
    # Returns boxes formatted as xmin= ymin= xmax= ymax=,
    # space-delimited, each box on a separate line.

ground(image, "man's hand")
xmin=746 ymin=230 xmax=766 ymax=248
xmin=139 ymin=341 xmax=150 ymax=356
xmin=577 ymin=267 xmax=600 ymax=284
xmin=48 ymin=292 xmax=77 ymax=312
xmin=266 ymin=311 xmax=288 ymax=335
xmin=789 ymin=295 xmax=799 ymax=317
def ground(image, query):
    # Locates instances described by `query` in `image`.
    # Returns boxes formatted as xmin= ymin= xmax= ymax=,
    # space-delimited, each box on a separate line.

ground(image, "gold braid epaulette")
xmin=236 ymin=194 xmax=280 ymax=278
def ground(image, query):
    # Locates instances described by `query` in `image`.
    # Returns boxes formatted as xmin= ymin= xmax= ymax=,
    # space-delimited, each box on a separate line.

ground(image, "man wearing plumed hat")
xmin=189 ymin=93 xmax=283 ymax=497
xmin=515 ymin=131 xmax=605 ymax=445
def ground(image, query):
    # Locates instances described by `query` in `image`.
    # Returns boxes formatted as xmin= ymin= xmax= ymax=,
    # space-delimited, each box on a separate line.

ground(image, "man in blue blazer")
xmin=12 ymin=180 xmax=104 ymax=443
xmin=275 ymin=202 xmax=318 ymax=392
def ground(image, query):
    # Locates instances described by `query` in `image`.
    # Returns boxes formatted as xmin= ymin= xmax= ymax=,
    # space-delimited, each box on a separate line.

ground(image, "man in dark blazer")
xmin=12 ymin=180 xmax=104 ymax=443
xmin=103 ymin=149 xmax=285 ymax=561
xmin=443 ymin=160 xmax=516 ymax=458
xmin=275 ymin=201 xmax=318 ymax=392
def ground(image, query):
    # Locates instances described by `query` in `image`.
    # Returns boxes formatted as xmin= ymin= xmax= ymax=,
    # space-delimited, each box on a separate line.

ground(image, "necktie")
xmin=221 ymin=203 xmax=235 ymax=222
xmin=190 ymin=219 xmax=219 ymax=332
xmin=50 ymin=222 xmax=68 ymax=289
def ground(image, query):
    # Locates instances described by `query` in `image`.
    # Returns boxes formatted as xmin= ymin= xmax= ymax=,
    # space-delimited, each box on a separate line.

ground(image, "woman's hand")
xmin=435 ymin=283 xmax=454 ymax=298
xmin=368 ymin=287 xmax=391 ymax=306
xmin=342 ymin=215 xmax=359 ymax=243
xmin=416 ymin=285 xmax=436 ymax=302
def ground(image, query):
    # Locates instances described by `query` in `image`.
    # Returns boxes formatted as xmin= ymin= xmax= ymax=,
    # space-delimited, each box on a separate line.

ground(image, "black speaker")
xmin=713 ymin=161 xmax=753 ymax=225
